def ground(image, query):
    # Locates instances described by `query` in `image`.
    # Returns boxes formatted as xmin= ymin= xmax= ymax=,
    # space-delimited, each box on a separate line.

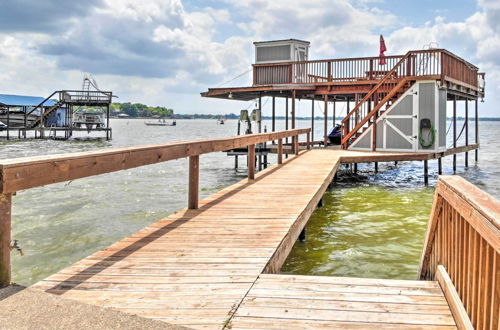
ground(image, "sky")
xmin=0 ymin=0 xmax=499 ymax=117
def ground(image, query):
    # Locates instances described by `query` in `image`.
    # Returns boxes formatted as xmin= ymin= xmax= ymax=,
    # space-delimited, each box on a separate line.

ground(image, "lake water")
xmin=1 ymin=119 xmax=498 ymax=285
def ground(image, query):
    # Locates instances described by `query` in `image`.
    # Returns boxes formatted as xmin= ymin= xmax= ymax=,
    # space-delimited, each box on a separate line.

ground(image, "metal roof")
xmin=0 ymin=94 xmax=56 ymax=107
xmin=253 ymin=39 xmax=310 ymax=45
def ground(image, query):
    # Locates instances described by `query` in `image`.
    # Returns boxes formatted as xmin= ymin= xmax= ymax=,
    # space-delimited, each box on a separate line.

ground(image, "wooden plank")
xmin=436 ymin=265 xmax=474 ymax=329
xmin=188 ymin=155 xmax=199 ymax=209
xmin=0 ymin=193 xmax=12 ymax=286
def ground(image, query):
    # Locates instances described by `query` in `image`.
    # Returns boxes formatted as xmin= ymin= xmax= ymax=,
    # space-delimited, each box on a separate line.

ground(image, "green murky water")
xmin=282 ymin=179 xmax=435 ymax=280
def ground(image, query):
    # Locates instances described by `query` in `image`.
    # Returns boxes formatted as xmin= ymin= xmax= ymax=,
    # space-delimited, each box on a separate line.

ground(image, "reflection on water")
xmin=1 ymin=119 xmax=498 ymax=284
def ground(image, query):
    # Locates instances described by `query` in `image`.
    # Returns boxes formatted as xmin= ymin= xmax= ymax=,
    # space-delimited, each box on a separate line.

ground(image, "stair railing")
xmin=341 ymin=52 xmax=415 ymax=148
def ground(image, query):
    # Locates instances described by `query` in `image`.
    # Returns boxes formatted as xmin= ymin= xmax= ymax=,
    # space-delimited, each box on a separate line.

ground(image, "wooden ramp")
xmin=29 ymin=149 xmax=461 ymax=329
xmin=230 ymin=274 xmax=456 ymax=329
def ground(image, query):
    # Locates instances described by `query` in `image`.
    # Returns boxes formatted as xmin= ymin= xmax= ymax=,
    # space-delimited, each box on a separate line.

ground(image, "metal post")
xmin=424 ymin=160 xmax=429 ymax=186
xmin=438 ymin=158 xmax=442 ymax=175
xmin=324 ymin=95 xmax=328 ymax=147
xmin=375 ymin=162 xmax=378 ymax=173
xmin=354 ymin=163 xmax=358 ymax=174
xmin=453 ymin=95 xmax=457 ymax=173
xmin=0 ymin=193 xmax=12 ymax=287
xmin=188 ymin=155 xmax=199 ymax=209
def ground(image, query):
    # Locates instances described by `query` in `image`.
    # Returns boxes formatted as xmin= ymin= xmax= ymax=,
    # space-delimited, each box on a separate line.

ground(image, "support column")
xmin=323 ymin=95 xmax=328 ymax=147
xmin=453 ymin=95 xmax=457 ymax=173
xmin=272 ymin=96 xmax=276 ymax=134
xmin=277 ymin=139 xmax=283 ymax=164
xmin=465 ymin=99 xmax=468 ymax=167
xmin=291 ymin=90 xmax=296 ymax=129
xmin=258 ymin=94 xmax=262 ymax=171
xmin=248 ymin=144 xmax=255 ymax=180
xmin=375 ymin=162 xmax=378 ymax=173
xmin=475 ymin=99 xmax=478 ymax=162
xmin=0 ymin=193 xmax=12 ymax=287
xmin=6 ymin=108 xmax=9 ymax=140
xmin=333 ymin=99 xmax=336 ymax=126
xmin=307 ymin=131 xmax=311 ymax=150
xmin=188 ymin=155 xmax=199 ymax=209
xmin=438 ymin=158 xmax=442 ymax=175
xmin=424 ymin=160 xmax=429 ymax=186
xmin=311 ymin=99 xmax=315 ymax=145
xmin=285 ymin=97 xmax=289 ymax=159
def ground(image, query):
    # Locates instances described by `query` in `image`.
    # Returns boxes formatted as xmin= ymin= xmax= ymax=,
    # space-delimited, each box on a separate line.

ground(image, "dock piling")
xmin=277 ymin=139 xmax=283 ymax=164
xmin=375 ymin=162 xmax=378 ymax=173
xmin=248 ymin=144 xmax=256 ymax=180
xmin=424 ymin=160 xmax=429 ymax=186
xmin=188 ymin=155 xmax=199 ymax=209
xmin=438 ymin=158 xmax=442 ymax=175
xmin=299 ymin=228 xmax=306 ymax=242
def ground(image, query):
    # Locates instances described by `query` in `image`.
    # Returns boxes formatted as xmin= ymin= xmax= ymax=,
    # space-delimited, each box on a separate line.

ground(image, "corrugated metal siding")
xmin=439 ymin=89 xmax=447 ymax=147
xmin=386 ymin=125 xmax=413 ymax=149
xmin=418 ymin=83 xmax=436 ymax=151
xmin=256 ymin=45 xmax=291 ymax=63
xmin=388 ymin=95 xmax=412 ymax=116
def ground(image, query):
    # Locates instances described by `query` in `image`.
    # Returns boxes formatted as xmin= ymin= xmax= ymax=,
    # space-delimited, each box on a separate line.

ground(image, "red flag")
xmin=379 ymin=35 xmax=387 ymax=65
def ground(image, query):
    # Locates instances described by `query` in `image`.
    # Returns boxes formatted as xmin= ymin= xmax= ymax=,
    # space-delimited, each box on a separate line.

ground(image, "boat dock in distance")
xmin=0 ymin=128 xmax=498 ymax=329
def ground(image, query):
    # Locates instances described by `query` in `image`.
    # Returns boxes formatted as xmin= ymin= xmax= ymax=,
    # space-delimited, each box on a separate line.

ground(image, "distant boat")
xmin=73 ymin=111 xmax=106 ymax=129
xmin=145 ymin=119 xmax=176 ymax=126
xmin=217 ymin=116 xmax=226 ymax=124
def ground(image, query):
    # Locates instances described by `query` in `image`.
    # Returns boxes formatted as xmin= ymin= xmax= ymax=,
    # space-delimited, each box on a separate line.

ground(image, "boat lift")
xmin=227 ymin=108 xmax=270 ymax=170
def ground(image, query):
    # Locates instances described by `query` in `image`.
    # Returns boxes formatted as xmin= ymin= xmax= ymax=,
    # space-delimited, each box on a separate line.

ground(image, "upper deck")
xmin=202 ymin=49 xmax=484 ymax=101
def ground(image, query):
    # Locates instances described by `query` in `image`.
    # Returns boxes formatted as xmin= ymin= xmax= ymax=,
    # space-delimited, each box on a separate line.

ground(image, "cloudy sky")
xmin=0 ymin=0 xmax=498 ymax=116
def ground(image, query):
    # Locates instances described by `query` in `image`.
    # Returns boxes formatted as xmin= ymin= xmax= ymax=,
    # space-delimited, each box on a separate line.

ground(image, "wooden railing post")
xmin=294 ymin=135 xmax=299 ymax=155
xmin=188 ymin=156 xmax=199 ymax=209
xmin=248 ymin=144 xmax=255 ymax=180
xmin=277 ymin=139 xmax=283 ymax=164
xmin=0 ymin=193 xmax=12 ymax=287
xmin=307 ymin=132 xmax=311 ymax=150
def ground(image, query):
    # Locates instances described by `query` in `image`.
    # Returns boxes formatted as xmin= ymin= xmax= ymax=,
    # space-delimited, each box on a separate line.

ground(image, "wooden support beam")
xmin=375 ymin=161 xmax=378 ymax=173
xmin=188 ymin=155 xmax=199 ymax=209
xmin=453 ymin=95 xmax=457 ymax=173
xmin=333 ymin=99 xmax=336 ymax=126
xmin=272 ymin=96 xmax=275 ymax=133
xmin=0 ymin=193 xmax=12 ymax=287
xmin=285 ymin=97 xmax=289 ymax=159
xmin=465 ymin=99 xmax=468 ymax=167
xmin=436 ymin=265 xmax=474 ymax=330
xmin=324 ymin=95 xmax=328 ymax=147
xmin=424 ymin=160 xmax=429 ymax=186
xmin=311 ymin=100 xmax=314 ymax=143
xmin=248 ymin=144 xmax=255 ymax=180
xmin=291 ymin=90 xmax=296 ymax=129
xmin=438 ymin=157 xmax=442 ymax=175
xmin=475 ymin=99 xmax=478 ymax=162
xmin=277 ymin=139 xmax=283 ymax=164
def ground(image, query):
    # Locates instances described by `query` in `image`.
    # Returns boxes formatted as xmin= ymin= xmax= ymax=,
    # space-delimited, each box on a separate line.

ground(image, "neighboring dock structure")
xmin=202 ymin=40 xmax=485 ymax=173
xmin=0 ymin=130 xmax=497 ymax=329
xmin=0 ymin=88 xmax=113 ymax=141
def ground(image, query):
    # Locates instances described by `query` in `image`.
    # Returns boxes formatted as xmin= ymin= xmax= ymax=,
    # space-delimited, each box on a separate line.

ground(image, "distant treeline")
xmin=112 ymin=102 xmax=174 ymax=118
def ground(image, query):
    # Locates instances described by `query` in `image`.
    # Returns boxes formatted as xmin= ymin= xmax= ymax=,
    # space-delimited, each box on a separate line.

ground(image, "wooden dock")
xmin=1 ymin=129 xmax=494 ymax=329
xmin=27 ymin=148 xmax=475 ymax=329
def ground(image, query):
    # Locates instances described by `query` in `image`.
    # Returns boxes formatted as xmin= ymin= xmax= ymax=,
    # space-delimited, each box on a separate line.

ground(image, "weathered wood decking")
xmin=30 ymin=149 xmax=460 ymax=329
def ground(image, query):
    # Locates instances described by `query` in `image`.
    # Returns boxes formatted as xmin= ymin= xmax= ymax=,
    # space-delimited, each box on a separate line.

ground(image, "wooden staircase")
xmin=341 ymin=52 xmax=416 ymax=150
xmin=30 ymin=100 xmax=65 ymax=128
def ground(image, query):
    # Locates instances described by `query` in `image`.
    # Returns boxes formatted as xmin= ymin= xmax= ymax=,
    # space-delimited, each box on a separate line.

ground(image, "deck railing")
xmin=419 ymin=176 xmax=499 ymax=330
xmin=253 ymin=49 xmax=479 ymax=89
xmin=0 ymin=128 xmax=311 ymax=287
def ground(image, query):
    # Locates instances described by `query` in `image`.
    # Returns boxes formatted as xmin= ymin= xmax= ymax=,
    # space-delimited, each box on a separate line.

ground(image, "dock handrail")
xmin=419 ymin=176 xmax=499 ymax=330
xmin=0 ymin=128 xmax=311 ymax=286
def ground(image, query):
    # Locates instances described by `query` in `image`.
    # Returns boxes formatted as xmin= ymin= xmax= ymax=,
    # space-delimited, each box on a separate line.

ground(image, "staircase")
xmin=341 ymin=52 xmax=416 ymax=150
xmin=30 ymin=100 xmax=65 ymax=128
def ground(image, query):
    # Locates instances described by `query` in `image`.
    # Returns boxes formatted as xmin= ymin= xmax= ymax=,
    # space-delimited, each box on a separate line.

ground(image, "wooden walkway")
xmin=30 ymin=149 xmax=460 ymax=329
